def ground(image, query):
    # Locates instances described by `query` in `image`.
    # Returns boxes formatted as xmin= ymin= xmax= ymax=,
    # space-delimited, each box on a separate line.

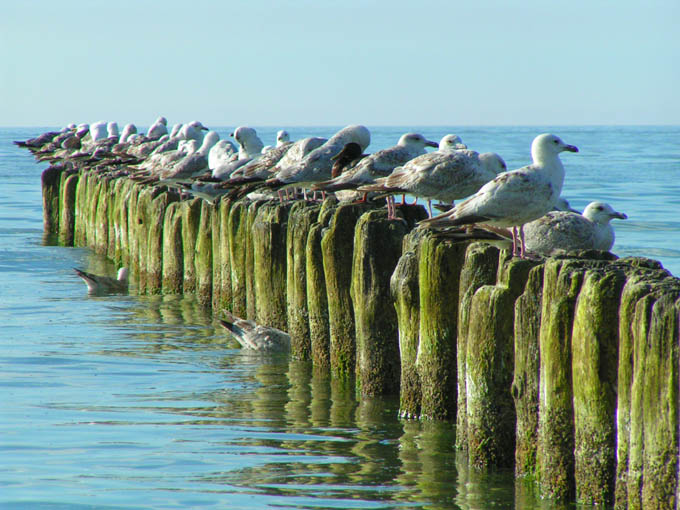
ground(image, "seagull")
xmin=265 ymin=124 xmax=371 ymax=199
xmin=147 ymin=116 xmax=168 ymax=140
xmin=311 ymin=133 xmax=438 ymax=201
xmin=73 ymin=267 xmax=129 ymax=294
xmin=219 ymin=311 xmax=291 ymax=351
xmin=358 ymin=134 xmax=505 ymax=219
xmin=523 ymin=201 xmax=627 ymax=255
xmin=210 ymin=126 xmax=265 ymax=180
xmin=420 ymin=133 xmax=579 ymax=258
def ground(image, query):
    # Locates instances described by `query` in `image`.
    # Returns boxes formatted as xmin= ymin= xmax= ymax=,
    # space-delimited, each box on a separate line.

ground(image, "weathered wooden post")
xmin=512 ymin=264 xmax=545 ymax=478
xmin=570 ymin=268 xmax=626 ymax=506
xmin=245 ymin=200 xmax=261 ymax=319
xmin=455 ymin=242 xmax=501 ymax=447
xmin=252 ymin=202 xmax=290 ymax=329
xmin=228 ymin=200 xmax=249 ymax=317
xmin=195 ymin=200 xmax=214 ymax=306
xmin=181 ymin=198 xmax=202 ymax=293
xmin=321 ymin=202 xmax=373 ymax=379
xmin=41 ymin=165 xmax=63 ymax=237
xmin=417 ymin=236 xmax=468 ymax=420
xmin=58 ymin=172 xmax=79 ymax=246
xmin=286 ymin=202 xmax=321 ymax=359
xmin=391 ymin=229 xmax=429 ymax=418
xmin=144 ymin=191 xmax=170 ymax=294
xmin=93 ymin=176 xmax=111 ymax=256
xmin=352 ymin=209 xmax=410 ymax=396
xmin=161 ymin=201 xmax=183 ymax=293
xmin=217 ymin=198 xmax=233 ymax=311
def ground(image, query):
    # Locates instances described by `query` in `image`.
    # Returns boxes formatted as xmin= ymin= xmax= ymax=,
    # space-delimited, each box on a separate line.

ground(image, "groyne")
xmin=43 ymin=164 xmax=679 ymax=509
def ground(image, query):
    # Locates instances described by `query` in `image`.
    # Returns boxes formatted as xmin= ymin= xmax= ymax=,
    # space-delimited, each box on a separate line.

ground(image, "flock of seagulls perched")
xmin=18 ymin=118 xmax=627 ymax=350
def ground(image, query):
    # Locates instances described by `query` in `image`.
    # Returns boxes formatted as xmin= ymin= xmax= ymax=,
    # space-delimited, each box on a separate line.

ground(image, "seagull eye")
xmin=596 ymin=206 xmax=603 ymax=211
xmin=553 ymin=139 xmax=559 ymax=144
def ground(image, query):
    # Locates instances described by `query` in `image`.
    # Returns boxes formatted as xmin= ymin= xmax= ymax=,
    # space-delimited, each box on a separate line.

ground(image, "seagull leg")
xmin=519 ymin=225 xmax=527 ymax=259
xmin=427 ymin=200 xmax=433 ymax=218
xmin=511 ymin=226 xmax=520 ymax=257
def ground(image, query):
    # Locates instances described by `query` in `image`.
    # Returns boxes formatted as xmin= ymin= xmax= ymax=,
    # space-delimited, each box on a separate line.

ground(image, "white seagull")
xmin=420 ymin=133 xmax=579 ymax=258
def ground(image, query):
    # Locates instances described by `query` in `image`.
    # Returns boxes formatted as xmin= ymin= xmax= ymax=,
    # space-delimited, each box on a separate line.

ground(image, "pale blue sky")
xmin=1 ymin=0 xmax=678 ymax=127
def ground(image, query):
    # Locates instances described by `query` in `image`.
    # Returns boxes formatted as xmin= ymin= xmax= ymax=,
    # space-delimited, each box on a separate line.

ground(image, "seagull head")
xmin=398 ymin=133 xmax=439 ymax=150
xmin=438 ymin=134 xmax=467 ymax=152
xmin=583 ymin=202 xmax=627 ymax=224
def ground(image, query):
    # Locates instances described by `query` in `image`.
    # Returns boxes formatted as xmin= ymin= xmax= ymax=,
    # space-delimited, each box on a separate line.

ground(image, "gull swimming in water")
xmin=219 ymin=311 xmax=291 ymax=351
xmin=73 ymin=267 xmax=129 ymax=294
xmin=420 ymin=133 xmax=579 ymax=258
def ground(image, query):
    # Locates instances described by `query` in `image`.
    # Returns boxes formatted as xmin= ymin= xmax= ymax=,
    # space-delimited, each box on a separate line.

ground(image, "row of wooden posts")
xmin=42 ymin=164 xmax=679 ymax=509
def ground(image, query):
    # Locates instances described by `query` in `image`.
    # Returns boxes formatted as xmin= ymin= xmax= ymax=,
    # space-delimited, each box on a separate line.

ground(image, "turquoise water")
xmin=1 ymin=126 xmax=678 ymax=509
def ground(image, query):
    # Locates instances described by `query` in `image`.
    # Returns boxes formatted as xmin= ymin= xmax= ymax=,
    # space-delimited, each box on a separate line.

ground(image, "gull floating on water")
xmin=420 ymin=133 xmax=579 ymax=258
xmin=73 ymin=267 xmax=129 ymax=294
xmin=219 ymin=311 xmax=291 ymax=351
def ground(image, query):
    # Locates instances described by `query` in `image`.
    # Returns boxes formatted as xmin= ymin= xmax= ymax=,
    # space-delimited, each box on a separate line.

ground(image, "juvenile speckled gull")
xmin=73 ymin=267 xmax=129 ymax=294
xmin=219 ymin=311 xmax=291 ymax=351
xmin=359 ymin=134 xmax=505 ymax=219
xmin=420 ymin=133 xmax=579 ymax=258
xmin=523 ymin=201 xmax=627 ymax=255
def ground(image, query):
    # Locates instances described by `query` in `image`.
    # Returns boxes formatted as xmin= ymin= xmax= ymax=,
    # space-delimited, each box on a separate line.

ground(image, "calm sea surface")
xmin=1 ymin=126 xmax=678 ymax=509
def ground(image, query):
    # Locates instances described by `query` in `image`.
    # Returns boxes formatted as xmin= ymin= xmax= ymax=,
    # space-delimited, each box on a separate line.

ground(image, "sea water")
xmin=1 ymin=126 xmax=678 ymax=509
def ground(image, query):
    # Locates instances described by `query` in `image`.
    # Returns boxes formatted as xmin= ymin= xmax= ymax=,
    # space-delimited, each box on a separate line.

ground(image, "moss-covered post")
xmin=417 ymin=236 xmax=468 ymax=420
xmin=286 ymin=202 xmax=321 ymax=359
xmin=114 ymin=179 xmax=133 ymax=267
xmin=181 ymin=198 xmax=202 ymax=294
xmin=58 ymin=172 xmax=79 ymax=246
xmin=84 ymin=172 xmax=100 ymax=249
xmin=93 ymin=176 xmax=111 ymax=256
xmin=455 ymin=242 xmax=500 ymax=447
xmin=640 ymin=291 xmax=679 ymax=509
xmin=195 ymin=200 xmax=214 ymax=306
xmin=145 ymin=192 xmax=169 ymax=294
xmin=252 ymin=202 xmax=290 ymax=329
xmin=217 ymin=198 xmax=233 ymax=311
xmin=162 ymin=201 xmax=183 ymax=293
xmin=228 ymin=200 xmax=249 ymax=317
xmin=571 ymin=268 xmax=626 ymax=506
xmin=134 ymin=187 xmax=154 ymax=292
xmin=211 ymin=200 xmax=222 ymax=309
xmin=41 ymin=165 xmax=62 ymax=236
xmin=537 ymin=259 xmax=588 ymax=501
xmin=306 ymin=216 xmax=332 ymax=367
xmin=126 ymin=183 xmax=142 ymax=278
xmin=390 ymin=230 xmax=429 ymax=418
xmin=73 ymin=170 xmax=89 ymax=247
xmin=614 ymin=267 xmax=671 ymax=509
xmin=352 ymin=209 xmax=408 ymax=396
xmin=321 ymin=202 xmax=372 ymax=379
xmin=512 ymin=264 xmax=545 ymax=478
xmin=465 ymin=283 xmax=515 ymax=469
xmin=245 ymin=201 xmax=261 ymax=319
xmin=106 ymin=178 xmax=123 ymax=260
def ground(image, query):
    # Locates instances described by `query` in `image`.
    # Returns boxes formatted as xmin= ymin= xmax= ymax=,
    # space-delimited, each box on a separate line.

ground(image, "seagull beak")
xmin=426 ymin=141 xmax=439 ymax=148
xmin=564 ymin=144 xmax=579 ymax=153
xmin=611 ymin=211 xmax=628 ymax=220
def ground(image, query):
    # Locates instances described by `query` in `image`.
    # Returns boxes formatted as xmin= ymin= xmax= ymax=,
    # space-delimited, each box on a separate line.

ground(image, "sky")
xmin=1 ymin=0 xmax=678 ymax=127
